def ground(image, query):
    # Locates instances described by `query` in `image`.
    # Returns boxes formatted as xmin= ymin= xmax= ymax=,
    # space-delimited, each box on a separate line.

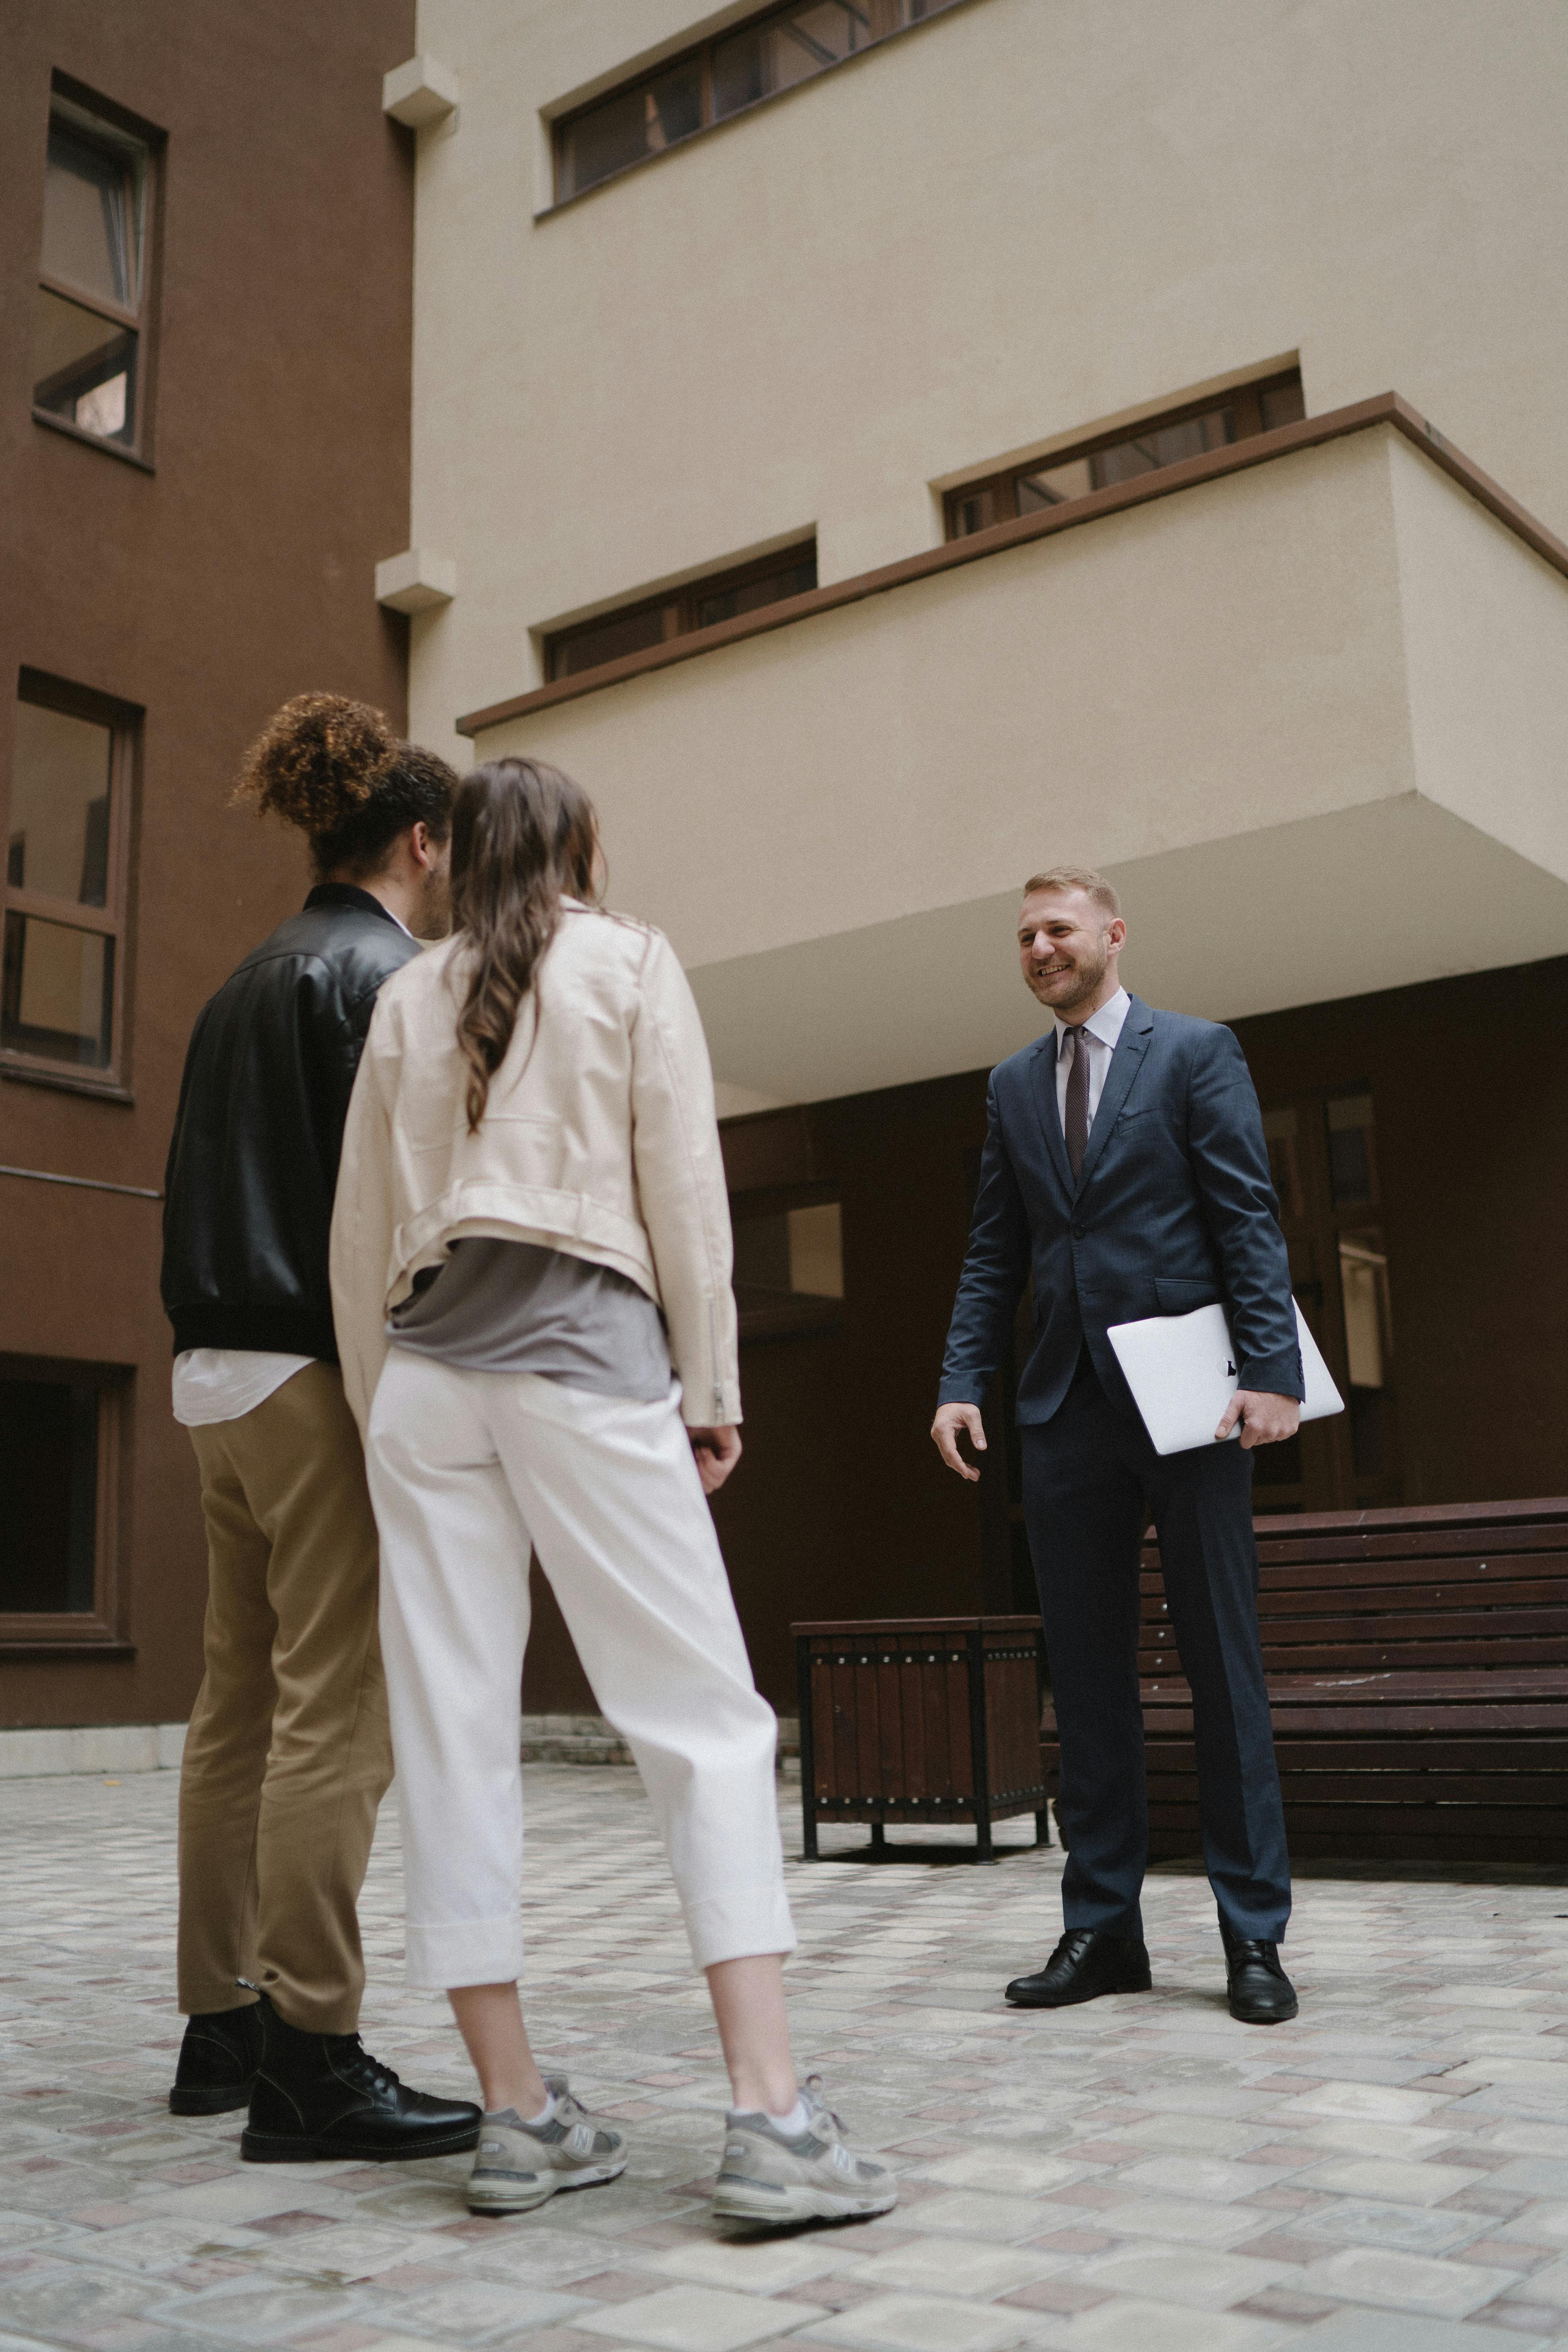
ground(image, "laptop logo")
xmin=1225 ymin=1360 xmax=1236 ymax=1376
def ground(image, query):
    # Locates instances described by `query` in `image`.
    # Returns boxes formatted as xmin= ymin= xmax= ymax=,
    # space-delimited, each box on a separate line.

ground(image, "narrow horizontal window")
xmin=547 ymin=542 xmax=817 ymax=683
xmin=33 ymin=90 xmax=156 ymax=454
xmin=2 ymin=674 xmax=137 ymax=1088
xmin=946 ymin=371 xmax=1307 ymax=541
xmin=555 ymin=0 xmax=962 ymax=201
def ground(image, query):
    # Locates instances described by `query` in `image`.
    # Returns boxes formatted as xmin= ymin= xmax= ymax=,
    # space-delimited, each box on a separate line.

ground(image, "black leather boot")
xmin=170 ymin=2001 xmax=264 ymax=2115
xmin=1005 ymin=1928 xmax=1153 ymax=2008
xmin=1221 ymin=1919 xmax=1299 ymax=2024
xmin=240 ymin=1990 xmax=481 ymax=2162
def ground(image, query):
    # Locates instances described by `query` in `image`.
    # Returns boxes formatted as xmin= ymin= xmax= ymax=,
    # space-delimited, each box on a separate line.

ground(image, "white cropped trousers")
xmin=366 ymin=1351 xmax=796 ymax=1988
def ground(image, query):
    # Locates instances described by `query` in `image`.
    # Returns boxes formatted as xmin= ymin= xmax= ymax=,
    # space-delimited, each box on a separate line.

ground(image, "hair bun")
xmin=233 ymin=693 xmax=397 ymax=834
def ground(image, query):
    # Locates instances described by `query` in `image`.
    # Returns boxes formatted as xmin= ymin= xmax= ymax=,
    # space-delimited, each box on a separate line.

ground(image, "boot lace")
xmin=330 ymin=2033 xmax=403 ymax=2097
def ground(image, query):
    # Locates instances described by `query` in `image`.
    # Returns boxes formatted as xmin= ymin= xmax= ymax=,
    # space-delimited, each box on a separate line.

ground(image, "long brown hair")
xmin=448 ymin=757 xmax=600 ymax=1131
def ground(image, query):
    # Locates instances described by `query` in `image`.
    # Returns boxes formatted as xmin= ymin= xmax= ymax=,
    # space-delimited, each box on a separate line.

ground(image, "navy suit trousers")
xmin=1022 ymin=1353 xmax=1291 ymax=1943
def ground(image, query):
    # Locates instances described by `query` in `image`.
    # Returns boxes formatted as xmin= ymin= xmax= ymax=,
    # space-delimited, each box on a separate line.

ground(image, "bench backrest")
xmin=1137 ymin=1498 xmax=1568 ymax=1682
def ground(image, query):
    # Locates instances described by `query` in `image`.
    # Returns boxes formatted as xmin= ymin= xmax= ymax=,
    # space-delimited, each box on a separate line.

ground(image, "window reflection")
xmin=554 ymin=606 xmax=670 ymax=680
xmin=43 ymin=123 xmax=140 ymax=307
xmin=8 ymin=702 xmax=114 ymax=909
xmin=734 ymin=1202 xmax=843 ymax=1300
xmin=694 ymin=553 xmax=815 ymax=628
xmin=1261 ymin=1104 xmax=1304 ymax=1221
xmin=1 ymin=912 xmax=114 ymax=1067
xmin=1325 ymin=1096 xmax=1393 ymax=1483
xmin=549 ymin=544 xmax=817 ymax=681
xmin=1339 ymin=1237 xmax=1390 ymax=1390
xmin=32 ymin=286 xmax=137 ymax=445
xmin=732 ymin=1198 xmax=844 ymax=1336
xmin=950 ymin=375 xmax=1306 ymax=538
xmin=557 ymin=1 xmax=961 ymax=198
xmin=716 ymin=3 xmax=875 ymax=115
xmin=1326 ymin=1091 xmax=1378 ymax=1205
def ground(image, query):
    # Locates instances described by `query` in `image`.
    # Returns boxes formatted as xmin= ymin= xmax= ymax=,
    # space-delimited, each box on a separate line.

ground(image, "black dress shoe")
xmin=240 ymin=1990 xmax=481 ymax=2162
xmin=1005 ymin=1929 xmax=1153 ymax=2008
xmin=1221 ymin=1922 xmax=1299 ymax=2024
xmin=170 ymin=2001 xmax=264 ymax=2115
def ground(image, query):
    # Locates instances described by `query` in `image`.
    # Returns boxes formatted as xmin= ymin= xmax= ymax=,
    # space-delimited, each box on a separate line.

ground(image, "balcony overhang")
xmin=468 ymin=400 xmax=1568 ymax=1104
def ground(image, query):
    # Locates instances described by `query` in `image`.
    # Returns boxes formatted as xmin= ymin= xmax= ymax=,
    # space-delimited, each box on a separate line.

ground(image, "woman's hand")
xmin=689 ymin=1425 xmax=742 ymax=1494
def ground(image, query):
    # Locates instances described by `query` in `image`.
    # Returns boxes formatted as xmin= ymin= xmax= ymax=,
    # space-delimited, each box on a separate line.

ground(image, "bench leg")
xmin=1035 ymin=1808 xmax=1050 ymax=1849
xmin=870 ymin=1820 xmax=886 ymax=1854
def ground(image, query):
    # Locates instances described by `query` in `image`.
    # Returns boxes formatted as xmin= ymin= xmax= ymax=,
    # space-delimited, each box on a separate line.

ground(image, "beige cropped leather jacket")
xmin=330 ymin=901 xmax=740 ymax=1434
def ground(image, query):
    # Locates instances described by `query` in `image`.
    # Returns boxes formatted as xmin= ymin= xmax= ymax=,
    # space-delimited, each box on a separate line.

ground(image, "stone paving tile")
xmin=4 ymin=1767 xmax=1568 ymax=2352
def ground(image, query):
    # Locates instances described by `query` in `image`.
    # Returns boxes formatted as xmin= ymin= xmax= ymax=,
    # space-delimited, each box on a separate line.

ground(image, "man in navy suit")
xmin=932 ymin=866 xmax=1303 ymax=2025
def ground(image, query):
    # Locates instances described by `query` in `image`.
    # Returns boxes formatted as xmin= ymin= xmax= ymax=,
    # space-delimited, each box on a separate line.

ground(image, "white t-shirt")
xmin=172 ymin=1349 xmax=313 ymax=1427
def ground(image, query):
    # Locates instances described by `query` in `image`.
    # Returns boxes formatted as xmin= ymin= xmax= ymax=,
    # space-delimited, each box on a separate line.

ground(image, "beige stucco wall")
xmin=406 ymin=0 xmax=1568 ymax=762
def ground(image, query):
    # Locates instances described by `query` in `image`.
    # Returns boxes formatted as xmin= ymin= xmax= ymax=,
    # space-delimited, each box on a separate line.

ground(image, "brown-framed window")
xmin=33 ymin=83 xmax=157 ymax=456
xmin=731 ymin=1182 xmax=844 ymax=1340
xmin=546 ymin=541 xmax=817 ymax=682
xmin=0 ymin=1355 xmax=128 ymax=1646
xmin=555 ymin=0 xmax=962 ymax=201
xmin=2 ymin=671 xmax=138 ymax=1089
xmin=945 ymin=371 xmax=1307 ymax=541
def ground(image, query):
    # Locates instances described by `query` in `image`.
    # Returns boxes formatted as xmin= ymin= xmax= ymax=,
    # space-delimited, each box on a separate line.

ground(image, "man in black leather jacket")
xmin=160 ymin=695 xmax=480 ymax=2161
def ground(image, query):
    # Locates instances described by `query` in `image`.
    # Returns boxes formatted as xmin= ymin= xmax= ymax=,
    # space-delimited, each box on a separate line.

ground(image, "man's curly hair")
xmin=233 ymin=693 xmax=454 ymax=879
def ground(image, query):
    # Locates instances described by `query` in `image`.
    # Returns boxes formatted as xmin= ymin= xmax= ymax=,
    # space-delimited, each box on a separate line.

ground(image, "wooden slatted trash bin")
xmin=792 ymin=1615 xmax=1048 ymax=1861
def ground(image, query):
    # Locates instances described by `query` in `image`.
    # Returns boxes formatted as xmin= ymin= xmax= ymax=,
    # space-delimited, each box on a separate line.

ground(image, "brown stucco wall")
xmin=0 ymin=0 xmax=415 ymax=1726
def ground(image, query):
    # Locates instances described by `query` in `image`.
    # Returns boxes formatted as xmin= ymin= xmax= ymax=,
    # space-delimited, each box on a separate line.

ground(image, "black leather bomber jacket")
xmin=161 ymin=885 xmax=422 ymax=1363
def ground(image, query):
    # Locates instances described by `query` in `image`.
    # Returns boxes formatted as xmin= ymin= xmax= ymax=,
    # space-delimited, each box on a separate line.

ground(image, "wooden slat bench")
xmin=1040 ymin=1498 xmax=1568 ymax=1867
xmin=793 ymin=1615 xmax=1048 ymax=1861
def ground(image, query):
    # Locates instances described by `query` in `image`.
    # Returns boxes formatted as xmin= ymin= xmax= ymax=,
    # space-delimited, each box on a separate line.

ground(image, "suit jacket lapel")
xmin=1029 ymin=1033 xmax=1075 ymax=1201
xmin=1075 ymin=997 xmax=1154 ymax=1194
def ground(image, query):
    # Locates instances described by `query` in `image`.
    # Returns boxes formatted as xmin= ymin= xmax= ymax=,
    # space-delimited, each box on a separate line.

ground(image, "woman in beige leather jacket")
xmin=331 ymin=756 xmax=895 ymax=2229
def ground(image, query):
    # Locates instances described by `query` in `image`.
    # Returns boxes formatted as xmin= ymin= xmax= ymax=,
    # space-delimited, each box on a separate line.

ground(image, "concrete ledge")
xmin=382 ymin=55 xmax=459 ymax=129
xmin=0 ymin=1721 xmax=187 ymax=1779
xmin=374 ymin=548 xmax=456 ymax=613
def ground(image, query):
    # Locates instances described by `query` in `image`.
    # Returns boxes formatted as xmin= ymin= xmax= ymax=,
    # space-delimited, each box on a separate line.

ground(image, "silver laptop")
xmin=1106 ymin=1299 xmax=1344 ymax=1457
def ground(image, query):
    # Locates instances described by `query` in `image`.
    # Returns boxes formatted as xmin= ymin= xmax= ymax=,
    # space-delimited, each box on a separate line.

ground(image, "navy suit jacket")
xmin=939 ymin=997 xmax=1303 ymax=1426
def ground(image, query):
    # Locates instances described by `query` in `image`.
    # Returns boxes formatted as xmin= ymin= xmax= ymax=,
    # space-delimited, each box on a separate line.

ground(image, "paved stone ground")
xmin=4 ymin=1765 xmax=1568 ymax=2352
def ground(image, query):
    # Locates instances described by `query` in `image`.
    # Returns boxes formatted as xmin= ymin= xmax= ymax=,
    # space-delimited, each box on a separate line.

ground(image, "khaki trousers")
xmin=177 ymin=1361 xmax=392 ymax=2033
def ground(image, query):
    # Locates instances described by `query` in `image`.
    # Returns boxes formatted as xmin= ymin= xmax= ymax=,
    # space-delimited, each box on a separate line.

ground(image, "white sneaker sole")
xmin=467 ymin=2153 xmax=627 ymax=2216
xmin=709 ymin=2174 xmax=898 ymax=2225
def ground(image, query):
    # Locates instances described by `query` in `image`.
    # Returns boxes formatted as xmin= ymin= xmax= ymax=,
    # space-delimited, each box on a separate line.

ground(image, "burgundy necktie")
xmin=1065 ymin=1026 xmax=1090 ymax=1183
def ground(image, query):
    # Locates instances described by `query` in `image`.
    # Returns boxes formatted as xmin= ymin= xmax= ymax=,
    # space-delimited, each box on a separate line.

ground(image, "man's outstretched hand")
xmin=1216 ymin=1390 xmax=1302 ymax=1449
xmin=931 ymin=1402 xmax=987 ymax=1481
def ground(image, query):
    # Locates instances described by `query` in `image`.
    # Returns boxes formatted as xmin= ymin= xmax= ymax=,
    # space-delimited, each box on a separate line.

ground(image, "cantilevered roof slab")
xmin=471 ymin=408 xmax=1568 ymax=1104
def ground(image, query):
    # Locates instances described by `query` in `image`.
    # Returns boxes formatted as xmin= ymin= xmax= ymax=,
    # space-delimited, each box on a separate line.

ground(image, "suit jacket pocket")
xmin=1154 ymin=1275 xmax=1222 ymax=1313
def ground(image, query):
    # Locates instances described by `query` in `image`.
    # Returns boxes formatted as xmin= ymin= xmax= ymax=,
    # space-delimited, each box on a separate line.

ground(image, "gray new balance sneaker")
xmin=710 ymin=2078 xmax=897 ymax=2226
xmin=466 ymin=2076 xmax=628 ymax=2216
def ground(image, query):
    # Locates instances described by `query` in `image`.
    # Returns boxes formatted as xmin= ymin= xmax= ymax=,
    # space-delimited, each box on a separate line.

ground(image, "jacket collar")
xmin=304 ymin=882 xmax=407 ymax=931
xmin=1076 ymin=995 xmax=1155 ymax=1194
